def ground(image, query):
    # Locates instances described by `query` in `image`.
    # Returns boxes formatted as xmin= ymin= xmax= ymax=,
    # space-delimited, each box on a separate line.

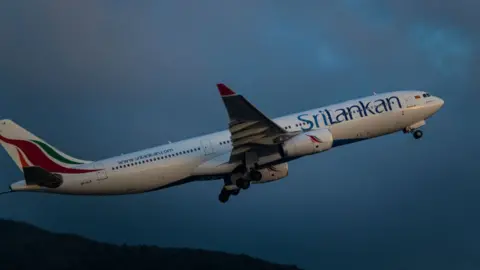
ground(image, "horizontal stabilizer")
xmin=23 ymin=166 xmax=63 ymax=188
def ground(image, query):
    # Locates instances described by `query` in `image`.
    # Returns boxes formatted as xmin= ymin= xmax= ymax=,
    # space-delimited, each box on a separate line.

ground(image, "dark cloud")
xmin=0 ymin=1 xmax=478 ymax=269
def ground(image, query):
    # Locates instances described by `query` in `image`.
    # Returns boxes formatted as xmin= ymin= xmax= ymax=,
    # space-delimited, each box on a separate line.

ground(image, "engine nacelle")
xmin=281 ymin=128 xmax=333 ymax=158
xmin=252 ymin=163 xmax=289 ymax=184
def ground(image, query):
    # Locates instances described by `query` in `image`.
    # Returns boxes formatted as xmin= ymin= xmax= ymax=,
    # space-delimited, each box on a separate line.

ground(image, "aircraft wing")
xmin=216 ymin=83 xmax=296 ymax=161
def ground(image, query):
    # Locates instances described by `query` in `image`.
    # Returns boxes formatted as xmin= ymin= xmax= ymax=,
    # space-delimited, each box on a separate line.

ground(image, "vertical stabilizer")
xmin=0 ymin=119 xmax=91 ymax=173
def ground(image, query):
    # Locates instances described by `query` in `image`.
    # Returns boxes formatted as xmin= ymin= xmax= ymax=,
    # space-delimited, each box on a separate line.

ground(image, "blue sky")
xmin=0 ymin=1 xmax=479 ymax=269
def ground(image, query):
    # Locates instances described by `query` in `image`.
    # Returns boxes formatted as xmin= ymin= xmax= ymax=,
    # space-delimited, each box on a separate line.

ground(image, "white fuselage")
xmin=10 ymin=90 xmax=444 ymax=195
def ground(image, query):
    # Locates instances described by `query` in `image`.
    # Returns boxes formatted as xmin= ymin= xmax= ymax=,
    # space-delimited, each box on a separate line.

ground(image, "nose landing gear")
xmin=404 ymin=126 xmax=424 ymax=140
xmin=413 ymin=130 xmax=423 ymax=139
xmin=404 ymin=120 xmax=426 ymax=140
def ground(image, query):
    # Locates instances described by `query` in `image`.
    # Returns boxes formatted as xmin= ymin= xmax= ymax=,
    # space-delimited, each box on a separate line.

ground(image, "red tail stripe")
xmin=0 ymin=135 xmax=97 ymax=174
xmin=17 ymin=149 xmax=29 ymax=168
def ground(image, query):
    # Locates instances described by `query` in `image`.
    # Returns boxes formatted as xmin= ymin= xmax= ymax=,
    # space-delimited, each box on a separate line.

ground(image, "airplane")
xmin=0 ymin=84 xmax=444 ymax=203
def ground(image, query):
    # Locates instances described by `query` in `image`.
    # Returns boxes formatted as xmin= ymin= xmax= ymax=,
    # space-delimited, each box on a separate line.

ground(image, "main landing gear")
xmin=218 ymin=168 xmax=263 ymax=203
xmin=236 ymin=178 xmax=250 ymax=190
xmin=218 ymin=152 xmax=263 ymax=203
xmin=218 ymin=188 xmax=231 ymax=203
xmin=218 ymin=186 xmax=240 ymax=203
xmin=234 ymin=168 xmax=262 ymax=190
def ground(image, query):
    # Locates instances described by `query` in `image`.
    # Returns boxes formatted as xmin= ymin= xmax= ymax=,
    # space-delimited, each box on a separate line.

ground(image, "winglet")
xmin=217 ymin=83 xmax=236 ymax=97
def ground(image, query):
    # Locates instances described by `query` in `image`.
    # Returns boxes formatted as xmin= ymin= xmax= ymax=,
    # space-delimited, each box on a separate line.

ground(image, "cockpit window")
xmin=423 ymin=93 xmax=431 ymax=98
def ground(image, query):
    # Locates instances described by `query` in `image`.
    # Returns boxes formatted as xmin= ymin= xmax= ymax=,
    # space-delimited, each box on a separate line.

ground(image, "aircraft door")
xmin=200 ymin=140 xmax=214 ymax=155
xmin=94 ymin=162 xmax=108 ymax=181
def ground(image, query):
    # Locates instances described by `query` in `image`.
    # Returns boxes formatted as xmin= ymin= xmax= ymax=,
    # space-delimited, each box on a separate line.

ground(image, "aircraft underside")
xmin=216 ymin=118 xmax=431 ymax=204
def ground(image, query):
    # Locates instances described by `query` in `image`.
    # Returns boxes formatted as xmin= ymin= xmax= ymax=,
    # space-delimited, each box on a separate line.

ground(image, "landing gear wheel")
xmin=413 ymin=130 xmax=423 ymax=139
xmin=218 ymin=190 xmax=230 ymax=203
xmin=249 ymin=170 xmax=262 ymax=182
xmin=231 ymin=189 xmax=240 ymax=196
xmin=236 ymin=178 xmax=251 ymax=190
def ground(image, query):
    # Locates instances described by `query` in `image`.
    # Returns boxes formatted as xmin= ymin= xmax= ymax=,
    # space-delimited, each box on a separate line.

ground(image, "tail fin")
xmin=0 ymin=119 xmax=91 ymax=172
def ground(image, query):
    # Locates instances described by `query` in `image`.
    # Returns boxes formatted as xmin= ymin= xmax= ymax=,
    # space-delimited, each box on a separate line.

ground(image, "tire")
xmin=236 ymin=178 xmax=250 ymax=190
xmin=218 ymin=190 xmax=229 ymax=203
xmin=413 ymin=130 xmax=423 ymax=139
xmin=249 ymin=170 xmax=262 ymax=181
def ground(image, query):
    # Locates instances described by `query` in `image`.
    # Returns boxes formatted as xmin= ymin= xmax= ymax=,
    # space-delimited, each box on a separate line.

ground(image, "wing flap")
xmin=233 ymin=134 xmax=268 ymax=147
xmin=231 ymin=127 xmax=269 ymax=141
xmin=229 ymin=121 xmax=259 ymax=133
xmin=231 ymin=146 xmax=252 ymax=156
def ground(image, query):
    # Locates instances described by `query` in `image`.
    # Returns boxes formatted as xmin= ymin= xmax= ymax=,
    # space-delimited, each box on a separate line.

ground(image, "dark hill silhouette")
xmin=0 ymin=219 xmax=301 ymax=270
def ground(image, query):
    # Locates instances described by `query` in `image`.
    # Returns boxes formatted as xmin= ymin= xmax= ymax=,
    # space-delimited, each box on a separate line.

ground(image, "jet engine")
xmin=281 ymin=128 xmax=333 ymax=158
xmin=252 ymin=163 xmax=289 ymax=184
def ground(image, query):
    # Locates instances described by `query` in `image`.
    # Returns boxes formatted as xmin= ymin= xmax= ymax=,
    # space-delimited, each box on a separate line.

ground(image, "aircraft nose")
xmin=433 ymin=96 xmax=444 ymax=111
xmin=437 ymin=97 xmax=445 ymax=107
